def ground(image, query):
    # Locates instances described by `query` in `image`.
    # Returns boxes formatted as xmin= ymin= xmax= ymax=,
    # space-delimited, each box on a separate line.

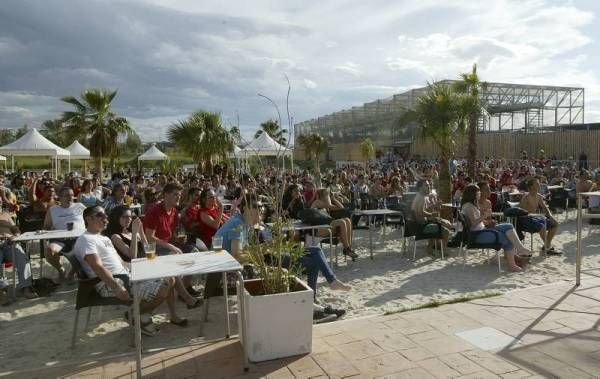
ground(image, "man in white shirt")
xmin=210 ymin=176 xmax=227 ymax=199
xmin=43 ymin=186 xmax=86 ymax=281
xmin=74 ymin=205 xmax=188 ymax=331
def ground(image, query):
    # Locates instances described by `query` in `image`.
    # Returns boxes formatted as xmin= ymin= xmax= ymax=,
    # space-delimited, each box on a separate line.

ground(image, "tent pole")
xmin=11 ymin=156 xmax=14 ymax=172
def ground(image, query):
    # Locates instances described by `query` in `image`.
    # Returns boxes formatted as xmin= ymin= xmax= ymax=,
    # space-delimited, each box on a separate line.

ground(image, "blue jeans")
xmin=474 ymin=223 xmax=514 ymax=252
xmin=0 ymin=242 xmax=32 ymax=290
xmin=278 ymin=247 xmax=336 ymax=299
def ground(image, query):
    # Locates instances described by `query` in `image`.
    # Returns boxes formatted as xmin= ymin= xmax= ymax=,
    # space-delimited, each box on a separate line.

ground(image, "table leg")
xmin=576 ymin=195 xmax=582 ymax=286
xmin=40 ymin=240 xmax=44 ymax=278
xmin=133 ymin=283 xmax=142 ymax=378
xmin=11 ymin=243 xmax=16 ymax=300
xmin=236 ymin=271 xmax=249 ymax=372
xmin=369 ymin=216 xmax=373 ymax=260
xmin=223 ymin=271 xmax=230 ymax=338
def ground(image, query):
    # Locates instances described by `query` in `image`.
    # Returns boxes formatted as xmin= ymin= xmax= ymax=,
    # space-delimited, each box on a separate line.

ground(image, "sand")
xmin=2 ymin=212 xmax=599 ymax=374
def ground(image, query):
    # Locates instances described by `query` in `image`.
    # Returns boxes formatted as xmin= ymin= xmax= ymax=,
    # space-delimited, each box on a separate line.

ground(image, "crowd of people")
xmin=0 ymin=150 xmax=597 ymax=326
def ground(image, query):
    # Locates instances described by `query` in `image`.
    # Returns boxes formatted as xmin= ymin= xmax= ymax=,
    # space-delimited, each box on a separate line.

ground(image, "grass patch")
xmin=383 ymin=291 xmax=502 ymax=316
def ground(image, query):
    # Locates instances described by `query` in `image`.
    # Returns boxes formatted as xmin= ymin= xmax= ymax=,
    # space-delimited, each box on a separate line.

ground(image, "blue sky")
xmin=1 ymin=0 xmax=599 ymax=142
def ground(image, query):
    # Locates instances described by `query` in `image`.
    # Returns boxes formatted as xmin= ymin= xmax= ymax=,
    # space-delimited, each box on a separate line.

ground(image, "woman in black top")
xmin=105 ymin=205 xmax=146 ymax=262
xmin=282 ymin=184 xmax=305 ymax=219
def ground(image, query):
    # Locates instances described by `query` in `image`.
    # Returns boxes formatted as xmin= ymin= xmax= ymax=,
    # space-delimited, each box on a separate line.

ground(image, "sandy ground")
xmin=2 ymin=211 xmax=599 ymax=374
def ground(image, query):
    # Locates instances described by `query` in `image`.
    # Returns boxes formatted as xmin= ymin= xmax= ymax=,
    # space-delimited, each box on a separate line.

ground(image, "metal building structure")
xmin=294 ymin=80 xmax=585 ymax=150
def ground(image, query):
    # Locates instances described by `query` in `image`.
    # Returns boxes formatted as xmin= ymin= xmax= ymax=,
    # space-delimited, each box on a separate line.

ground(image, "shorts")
xmin=519 ymin=216 xmax=557 ymax=233
xmin=95 ymin=275 xmax=164 ymax=302
xmin=47 ymin=239 xmax=75 ymax=253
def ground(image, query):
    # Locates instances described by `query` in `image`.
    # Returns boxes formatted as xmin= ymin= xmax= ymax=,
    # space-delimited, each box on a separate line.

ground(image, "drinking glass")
xmin=212 ymin=236 xmax=223 ymax=252
xmin=145 ymin=242 xmax=156 ymax=260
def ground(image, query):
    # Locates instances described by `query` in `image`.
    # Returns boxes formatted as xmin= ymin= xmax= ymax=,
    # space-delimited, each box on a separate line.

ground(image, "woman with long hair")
xmin=78 ymin=179 xmax=99 ymax=208
xmin=461 ymin=184 xmax=531 ymax=272
xmin=197 ymin=189 xmax=229 ymax=247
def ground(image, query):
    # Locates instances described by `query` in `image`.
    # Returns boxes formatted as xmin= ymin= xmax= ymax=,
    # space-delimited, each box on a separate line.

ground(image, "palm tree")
xmin=359 ymin=138 xmax=375 ymax=171
xmin=61 ymin=89 xmax=131 ymax=177
xmin=255 ymin=119 xmax=287 ymax=145
xmin=452 ymin=64 xmax=487 ymax=177
xmin=168 ymin=111 xmax=234 ymax=173
xmin=413 ymin=82 xmax=469 ymax=202
xmin=297 ymin=133 xmax=328 ymax=187
xmin=40 ymin=119 xmax=67 ymax=146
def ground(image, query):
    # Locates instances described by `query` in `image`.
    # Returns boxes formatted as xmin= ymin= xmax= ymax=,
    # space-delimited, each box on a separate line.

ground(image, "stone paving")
xmin=9 ymin=274 xmax=600 ymax=378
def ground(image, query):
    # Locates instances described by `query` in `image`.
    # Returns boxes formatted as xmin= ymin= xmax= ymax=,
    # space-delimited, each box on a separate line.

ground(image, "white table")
xmin=576 ymin=191 xmax=600 ymax=286
xmin=130 ymin=251 xmax=247 ymax=378
xmin=353 ymin=209 xmax=403 ymax=259
xmin=9 ymin=229 xmax=84 ymax=298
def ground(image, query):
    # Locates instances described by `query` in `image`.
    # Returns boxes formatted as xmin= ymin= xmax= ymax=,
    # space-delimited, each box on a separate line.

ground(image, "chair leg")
xmin=440 ymin=240 xmax=444 ymax=259
xmin=461 ymin=244 xmax=466 ymax=267
xmin=84 ymin=307 xmax=92 ymax=332
xmin=203 ymin=297 xmax=210 ymax=322
xmin=497 ymin=250 xmax=502 ymax=272
xmin=71 ymin=309 xmax=80 ymax=349
xmin=400 ymin=226 xmax=405 ymax=255
xmin=412 ymin=237 xmax=417 ymax=261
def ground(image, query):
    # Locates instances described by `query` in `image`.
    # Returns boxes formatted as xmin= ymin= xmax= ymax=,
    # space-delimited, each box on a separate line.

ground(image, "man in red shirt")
xmin=144 ymin=182 xmax=202 ymax=306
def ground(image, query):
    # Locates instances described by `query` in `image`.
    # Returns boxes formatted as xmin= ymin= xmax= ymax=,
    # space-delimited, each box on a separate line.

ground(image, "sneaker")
xmin=323 ymin=306 xmax=346 ymax=318
xmin=313 ymin=310 xmax=337 ymax=324
xmin=545 ymin=247 xmax=562 ymax=256
xmin=185 ymin=286 xmax=201 ymax=297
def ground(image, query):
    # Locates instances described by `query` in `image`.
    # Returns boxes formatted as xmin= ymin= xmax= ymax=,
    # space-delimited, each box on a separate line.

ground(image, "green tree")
xmin=40 ymin=118 xmax=66 ymax=146
xmin=413 ymin=82 xmax=469 ymax=202
xmin=167 ymin=110 xmax=234 ymax=172
xmin=255 ymin=119 xmax=287 ymax=145
xmin=452 ymin=63 xmax=487 ymax=177
xmin=297 ymin=133 xmax=328 ymax=187
xmin=15 ymin=125 xmax=29 ymax=139
xmin=124 ymin=130 xmax=143 ymax=154
xmin=359 ymin=137 xmax=375 ymax=171
xmin=0 ymin=129 xmax=16 ymax=145
xmin=61 ymin=89 xmax=131 ymax=177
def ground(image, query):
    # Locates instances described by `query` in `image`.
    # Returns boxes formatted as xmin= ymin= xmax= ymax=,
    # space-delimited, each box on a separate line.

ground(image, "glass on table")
xmin=212 ymin=235 xmax=223 ymax=252
xmin=144 ymin=242 xmax=156 ymax=260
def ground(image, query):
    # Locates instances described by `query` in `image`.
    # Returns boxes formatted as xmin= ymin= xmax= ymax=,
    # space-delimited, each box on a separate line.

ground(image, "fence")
xmin=410 ymin=129 xmax=600 ymax=168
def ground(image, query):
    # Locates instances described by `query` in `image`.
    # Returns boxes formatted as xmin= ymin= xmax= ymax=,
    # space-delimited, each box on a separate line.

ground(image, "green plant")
xmin=61 ymin=88 xmax=132 ymax=177
xmin=297 ymin=133 xmax=328 ymax=187
xmin=359 ymin=137 xmax=375 ymax=170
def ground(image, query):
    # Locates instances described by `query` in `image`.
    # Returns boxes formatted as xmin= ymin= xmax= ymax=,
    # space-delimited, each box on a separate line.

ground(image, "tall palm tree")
xmin=359 ymin=138 xmax=375 ymax=171
xmin=297 ymin=133 xmax=328 ymax=187
xmin=255 ymin=119 xmax=287 ymax=145
xmin=168 ymin=111 xmax=234 ymax=173
xmin=61 ymin=89 xmax=131 ymax=177
xmin=413 ymin=82 xmax=469 ymax=202
xmin=453 ymin=64 xmax=487 ymax=177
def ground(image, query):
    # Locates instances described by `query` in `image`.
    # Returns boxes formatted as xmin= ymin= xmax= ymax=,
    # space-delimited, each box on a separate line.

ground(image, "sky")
xmin=1 ymin=0 xmax=599 ymax=143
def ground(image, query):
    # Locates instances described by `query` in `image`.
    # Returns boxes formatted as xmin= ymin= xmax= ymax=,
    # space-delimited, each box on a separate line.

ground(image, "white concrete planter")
xmin=238 ymin=277 xmax=313 ymax=362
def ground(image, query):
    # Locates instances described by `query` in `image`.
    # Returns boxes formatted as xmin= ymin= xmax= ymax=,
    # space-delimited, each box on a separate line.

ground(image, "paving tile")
xmin=407 ymin=329 xmax=447 ymax=342
xmin=497 ymin=348 xmax=595 ymax=379
xmin=499 ymin=369 xmax=535 ymax=378
xmin=460 ymin=350 xmax=519 ymax=375
xmin=457 ymin=371 xmax=500 ymax=378
xmin=311 ymin=337 xmax=334 ymax=354
xmin=415 ymin=335 xmax=474 ymax=356
xmin=417 ymin=357 xmax=461 ymax=378
xmin=371 ymin=332 xmax=417 ymax=352
xmin=311 ymin=350 xmax=360 ymax=378
xmin=335 ymin=339 xmax=386 ymax=360
xmin=324 ymin=332 xmax=360 ymax=346
xmin=399 ymin=346 xmax=436 ymax=362
xmin=438 ymin=353 xmax=484 ymax=375
xmin=286 ymin=356 xmax=325 ymax=378
xmin=352 ymin=351 xmax=417 ymax=377
xmin=377 ymin=367 xmax=436 ymax=378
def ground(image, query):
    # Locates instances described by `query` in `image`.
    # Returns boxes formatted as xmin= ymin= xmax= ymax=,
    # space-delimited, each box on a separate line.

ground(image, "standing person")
xmin=43 ymin=187 xmax=86 ymax=282
xmin=143 ymin=182 xmax=203 ymax=307
xmin=0 ymin=196 xmax=36 ymax=302
xmin=519 ymin=178 xmax=560 ymax=255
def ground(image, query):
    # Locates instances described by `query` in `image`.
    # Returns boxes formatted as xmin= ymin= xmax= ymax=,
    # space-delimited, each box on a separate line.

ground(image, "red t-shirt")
xmin=143 ymin=202 xmax=177 ymax=242
xmin=184 ymin=206 xmax=200 ymax=231
xmin=197 ymin=207 xmax=229 ymax=246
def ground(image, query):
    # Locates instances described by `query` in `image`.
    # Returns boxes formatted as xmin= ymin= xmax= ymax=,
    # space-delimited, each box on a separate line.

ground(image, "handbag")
xmin=299 ymin=208 xmax=333 ymax=226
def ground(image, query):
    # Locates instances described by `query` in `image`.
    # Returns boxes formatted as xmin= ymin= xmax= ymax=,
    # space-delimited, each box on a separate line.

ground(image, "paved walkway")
xmin=12 ymin=274 xmax=600 ymax=378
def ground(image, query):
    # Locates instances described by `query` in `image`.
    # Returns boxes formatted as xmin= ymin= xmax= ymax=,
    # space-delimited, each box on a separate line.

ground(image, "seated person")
xmin=74 ymin=206 xmax=187 ymax=335
xmin=0 ymin=196 xmax=36 ymax=302
xmin=311 ymin=189 xmax=357 ymax=261
xmin=282 ymin=184 xmax=305 ymax=219
xmin=143 ymin=183 xmax=203 ymax=305
xmin=105 ymin=205 xmax=146 ymax=263
xmin=102 ymin=183 xmax=126 ymax=216
xmin=519 ymin=178 xmax=560 ymax=255
xmin=43 ymin=186 xmax=86 ymax=282
xmin=181 ymin=187 xmax=201 ymax=240
xmin=387 ymin=176 xmax=405 ymax=197
xmin=410 ymin=179 xmax=452 ymax=253
xmin=462 ymin=184 xmax=531 ymax=272
xmin=197 ymin=189 xmax=229 ymax=247
xmin=369 ymin=177 xmax=388 ymax=199
xmin=214 ymin=195 xmax=351 ymax=299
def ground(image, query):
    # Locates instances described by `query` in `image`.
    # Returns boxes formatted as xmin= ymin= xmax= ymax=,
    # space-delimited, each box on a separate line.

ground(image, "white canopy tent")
xmin=229 ymin=145 xmax=243 ymax=159
xmin=66 ymin=140 xmax=91 ymax=173
xmin=138 ymin=143 xmax=168 ymax=169
xmin=241 ymin=132 xmax=293 ymax=170
xmin=0 ymin=128 xmax=70 ymax=177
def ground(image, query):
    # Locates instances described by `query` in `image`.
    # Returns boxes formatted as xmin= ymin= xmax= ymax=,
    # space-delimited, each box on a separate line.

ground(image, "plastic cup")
xmin=212 ymin=236 xmax=223 ymax=252
xmin=145 ymin=242 xmax=156 ymax=260
xmin=66 ymin=222 xmax=74 ymax=231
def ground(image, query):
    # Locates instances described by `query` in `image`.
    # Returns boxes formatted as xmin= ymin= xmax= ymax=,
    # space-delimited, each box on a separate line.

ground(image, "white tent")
xmin=66 ymin=140 xmax=91 ymax=159
xmin=0 ymin=155 xmax=6 ymax=161
xmin=0 ymin=128 xmax=70 ymax=176
xmin=241 ymin=132 xmax=292 ymax=157
xmin=229 ymin=145 xmax=243 ymax=159
xmin=138 ymin=143 xmax=168 ymax=162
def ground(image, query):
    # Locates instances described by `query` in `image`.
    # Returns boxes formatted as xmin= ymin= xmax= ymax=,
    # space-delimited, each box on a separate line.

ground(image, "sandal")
xmin=187 ymin=298 xmax=204 ymax=309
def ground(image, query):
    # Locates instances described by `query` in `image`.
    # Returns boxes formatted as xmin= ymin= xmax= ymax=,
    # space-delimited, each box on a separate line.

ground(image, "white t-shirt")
xmin=74 ymin=232 xmax=129 ymax=278
xmin=49 ymin=203 xmax=86 ymax=230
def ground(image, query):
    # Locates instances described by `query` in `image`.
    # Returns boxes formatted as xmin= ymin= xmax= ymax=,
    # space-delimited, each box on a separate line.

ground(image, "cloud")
xmin=0 ymin=0 xmax=598 ymax=143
